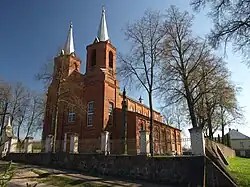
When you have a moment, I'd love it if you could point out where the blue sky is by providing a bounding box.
[0,0,249,138]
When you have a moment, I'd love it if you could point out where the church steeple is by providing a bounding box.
[64,22,75,55]
[85,6,116,76]
[97,6,109,42]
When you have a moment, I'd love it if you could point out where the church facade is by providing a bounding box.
[42,8,182,155]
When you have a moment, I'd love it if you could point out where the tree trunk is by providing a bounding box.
[148,91,154,156]
[221,105,225,144]
[17,125,21,143]
[186,95,198,128]
[0,102,8,137]
[207,115,213,140]
[184,80,198,128]
[221,122,225,144]
[52,80,61,153]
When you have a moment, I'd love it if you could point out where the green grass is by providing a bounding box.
[0,162,15,187]
[32,169,108,187]
[37,176,107,187]
[227,157,250,187]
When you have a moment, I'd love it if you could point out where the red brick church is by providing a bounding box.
[42,7,182,155]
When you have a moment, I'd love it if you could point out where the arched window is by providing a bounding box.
[109,51,113,68]
[91,49,96,67]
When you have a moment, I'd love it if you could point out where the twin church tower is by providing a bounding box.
[43,7,181,154]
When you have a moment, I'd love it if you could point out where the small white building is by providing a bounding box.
[226,129,250,157]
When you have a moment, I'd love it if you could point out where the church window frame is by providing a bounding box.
[108,51,113,68]
[87,101,94,126]
[68,106,76,122]
[68,112,76,122]
[91,49,97,67]
[108,102,114,118]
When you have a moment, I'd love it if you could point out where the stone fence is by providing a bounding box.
[3,153,236,186]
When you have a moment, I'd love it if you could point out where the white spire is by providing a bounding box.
[64,22,75,55]
[97,6,109,42]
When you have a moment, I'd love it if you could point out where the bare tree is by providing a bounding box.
[35,61,54,90]
[0,79,45,148]
[14,92,44,144]
[0,78,11,146]
[158,6,234,133]
[158,6,214,128]
[191,0,250,65]
[216,83,243,142]
[162,103,189,130]
[117,10,166,156]
[196,56,230,137]
[36,55,87,152]
[8,82,29,124]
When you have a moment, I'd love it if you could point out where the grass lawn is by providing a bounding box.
[36,175,108,187]
[32,169,109,187]
[0,162,16,186]
[227,157,250,187]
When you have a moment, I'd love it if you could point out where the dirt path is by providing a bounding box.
[8,168,56,187]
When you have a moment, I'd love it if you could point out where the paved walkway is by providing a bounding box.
[4,161,169,187]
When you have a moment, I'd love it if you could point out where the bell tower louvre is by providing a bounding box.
[42,6,182,155]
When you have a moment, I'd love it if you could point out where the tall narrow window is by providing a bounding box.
[109,51,113,68]
[91,49,96,67]
[68,106,76,122]
[108,102,114,126]
[109,102,114,117]
[87,101,94,126]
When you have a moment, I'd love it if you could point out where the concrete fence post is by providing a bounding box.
[63,133,67,152]
[70,133,79,154]
[189,127,205,156]
[45,134,53,152]
[140,130,150,155]
[24,137,33,153]
[101,131,110,155]
[8,137,18,153]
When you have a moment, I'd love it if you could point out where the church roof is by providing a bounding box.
[97,6,109,42]
[119,92,161,115]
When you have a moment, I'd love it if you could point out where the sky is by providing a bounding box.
[0,0,250,138]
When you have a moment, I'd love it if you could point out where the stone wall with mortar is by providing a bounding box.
[3,153,237,186]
